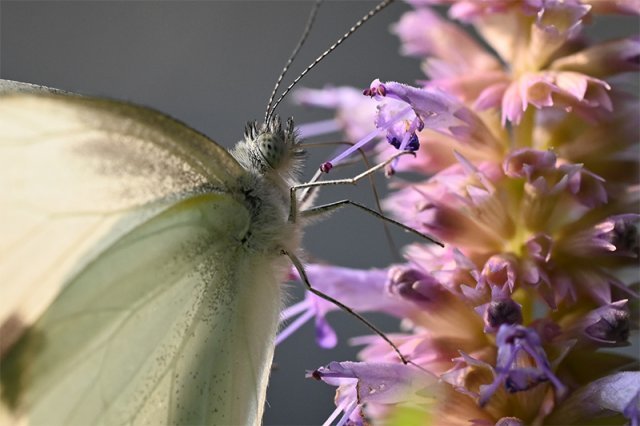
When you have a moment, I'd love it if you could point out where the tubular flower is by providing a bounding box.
[288,1,639,424]
[392,0,638,125]
[307,361,439,426]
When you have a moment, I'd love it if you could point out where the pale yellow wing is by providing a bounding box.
[0,83,246,353]
[1,194,283,425]
[0,82,284,425]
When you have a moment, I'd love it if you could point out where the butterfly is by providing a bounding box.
[0,1,410,425]
[0,76,311,424]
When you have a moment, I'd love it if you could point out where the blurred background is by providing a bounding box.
[1,2,636,425]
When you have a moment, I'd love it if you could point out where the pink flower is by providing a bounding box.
[501,71,612,124]
[289,0,638,424]
[393,2,622,124]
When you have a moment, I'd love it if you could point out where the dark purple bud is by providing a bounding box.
[387,266,442,307]
[386,133,419,151]
[363,88,372,96]
[485,299,523,331]
[610,216,639,257]
[387,135,401,149]
[387,133,420,152]
[406,133,420,151]
[584,300,630,346]
[320,161,333,173]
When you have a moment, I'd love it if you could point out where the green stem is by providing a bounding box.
[513,107,535,149]
[519,288,535,324]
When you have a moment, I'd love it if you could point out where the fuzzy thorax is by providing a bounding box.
[231,115,305,188]
[229,115,305,257]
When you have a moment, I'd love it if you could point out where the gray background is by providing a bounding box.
[1,1,636,425]
[0,1,422,424]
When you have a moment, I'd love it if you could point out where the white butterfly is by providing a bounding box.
[0,79,309,425]
[0,2,415,425]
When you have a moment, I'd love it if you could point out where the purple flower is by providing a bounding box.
[307,361,438,426]
[386,264,445,308]
[461,324,568,406]
[320,79,464,173]
[563,300,631,347]
[563,214,640,257]
[277,265,409,348]
[546,371,640,424]
[473,283,523,333]
[625,389,640,426]
[582,301,631,346]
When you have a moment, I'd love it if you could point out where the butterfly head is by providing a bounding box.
[235,115,305,180]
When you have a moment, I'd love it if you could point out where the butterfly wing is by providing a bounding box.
[0,83,245,349]
[2,193,282,425]
[0,86,282,424]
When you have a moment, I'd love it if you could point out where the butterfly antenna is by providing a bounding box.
[266,0,395,122]
[264,0,324,124]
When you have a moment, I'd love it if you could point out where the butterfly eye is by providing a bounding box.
[258,134,285,169]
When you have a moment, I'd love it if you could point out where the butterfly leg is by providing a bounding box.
[288,150,414,223]
[300,199,442,246]
[297,141,404,257]
[280,248,410,365]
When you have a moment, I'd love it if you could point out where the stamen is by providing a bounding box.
[320,127,382,172]
[280,299,310,320]
[321,403,344,426]
[335,400,358,426]
[320,105,413,173]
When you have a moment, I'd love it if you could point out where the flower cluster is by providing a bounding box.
[285,1,639,424]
